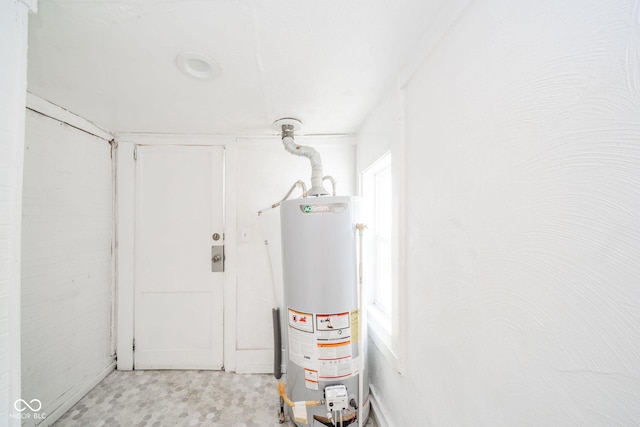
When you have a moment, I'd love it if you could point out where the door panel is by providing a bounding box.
[134,145,224,369]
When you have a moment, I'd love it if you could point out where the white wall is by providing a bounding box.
[114,134,355,373]
[359,0,640,425]
[0,1,33,425]
[235,136,356,372]
[21,109,115,426]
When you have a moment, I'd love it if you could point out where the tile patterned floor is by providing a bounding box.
[54,370,377,427]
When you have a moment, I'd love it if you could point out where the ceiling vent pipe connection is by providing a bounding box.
[274,118,329,197]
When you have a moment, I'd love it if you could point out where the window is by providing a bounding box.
[364,154,392,316]
[361,152,404,372]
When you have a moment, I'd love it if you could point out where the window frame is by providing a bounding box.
[360,151,405,373]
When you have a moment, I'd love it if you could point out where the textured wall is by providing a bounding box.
[21,110,115,425]
[0,1,30,425]
[362,0,640,425]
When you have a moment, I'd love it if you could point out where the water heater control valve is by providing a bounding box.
[325,385,349,412]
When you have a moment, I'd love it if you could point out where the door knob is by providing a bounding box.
[213,254,222,263]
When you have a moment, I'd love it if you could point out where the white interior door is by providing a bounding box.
[134,145,224,369]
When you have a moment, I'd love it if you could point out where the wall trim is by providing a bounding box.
[25,93,113,141]
[369,384,393,427]
[118,133,356,145]
[235,350,272,374]
[110,141,118,358]
[37,361,116,427]
[116,133,233,146]
[237,134,356,146]
[223,144,238,372]
[235,349,286,375]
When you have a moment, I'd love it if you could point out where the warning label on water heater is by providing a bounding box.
[288,309,313,333]
[316,312,350,331]
[288,308,356,387]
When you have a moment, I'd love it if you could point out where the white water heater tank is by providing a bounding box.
[280,195,369,427]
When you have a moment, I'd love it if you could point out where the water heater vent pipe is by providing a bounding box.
[274,118,329,197]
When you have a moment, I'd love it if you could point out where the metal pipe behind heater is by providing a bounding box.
[272,307,282,379]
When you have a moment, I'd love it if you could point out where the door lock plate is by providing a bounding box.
[211,246,225,272]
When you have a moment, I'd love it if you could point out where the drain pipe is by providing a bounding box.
[275,118,329,197]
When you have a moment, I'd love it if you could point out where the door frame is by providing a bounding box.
[115,134,237,371]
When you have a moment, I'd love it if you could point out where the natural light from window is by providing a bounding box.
[374,165,392,316]
[362,153,392,330]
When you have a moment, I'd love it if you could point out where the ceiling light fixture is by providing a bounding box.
[176,52,220,81]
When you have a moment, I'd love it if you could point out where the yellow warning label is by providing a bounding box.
[350,309,359,343]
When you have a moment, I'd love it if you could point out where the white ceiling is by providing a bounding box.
[27,0,448,136]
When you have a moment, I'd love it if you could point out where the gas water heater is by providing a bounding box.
[281,196,369,426]
[267,118,369,427]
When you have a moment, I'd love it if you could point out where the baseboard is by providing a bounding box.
[369,384,392,427]
[38,360,116,426]
[234,349,286,374]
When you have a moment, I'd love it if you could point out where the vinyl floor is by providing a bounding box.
[53,370,377,427]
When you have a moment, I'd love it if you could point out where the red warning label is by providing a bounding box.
[316,312,350,331]
[288,308,313,333]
